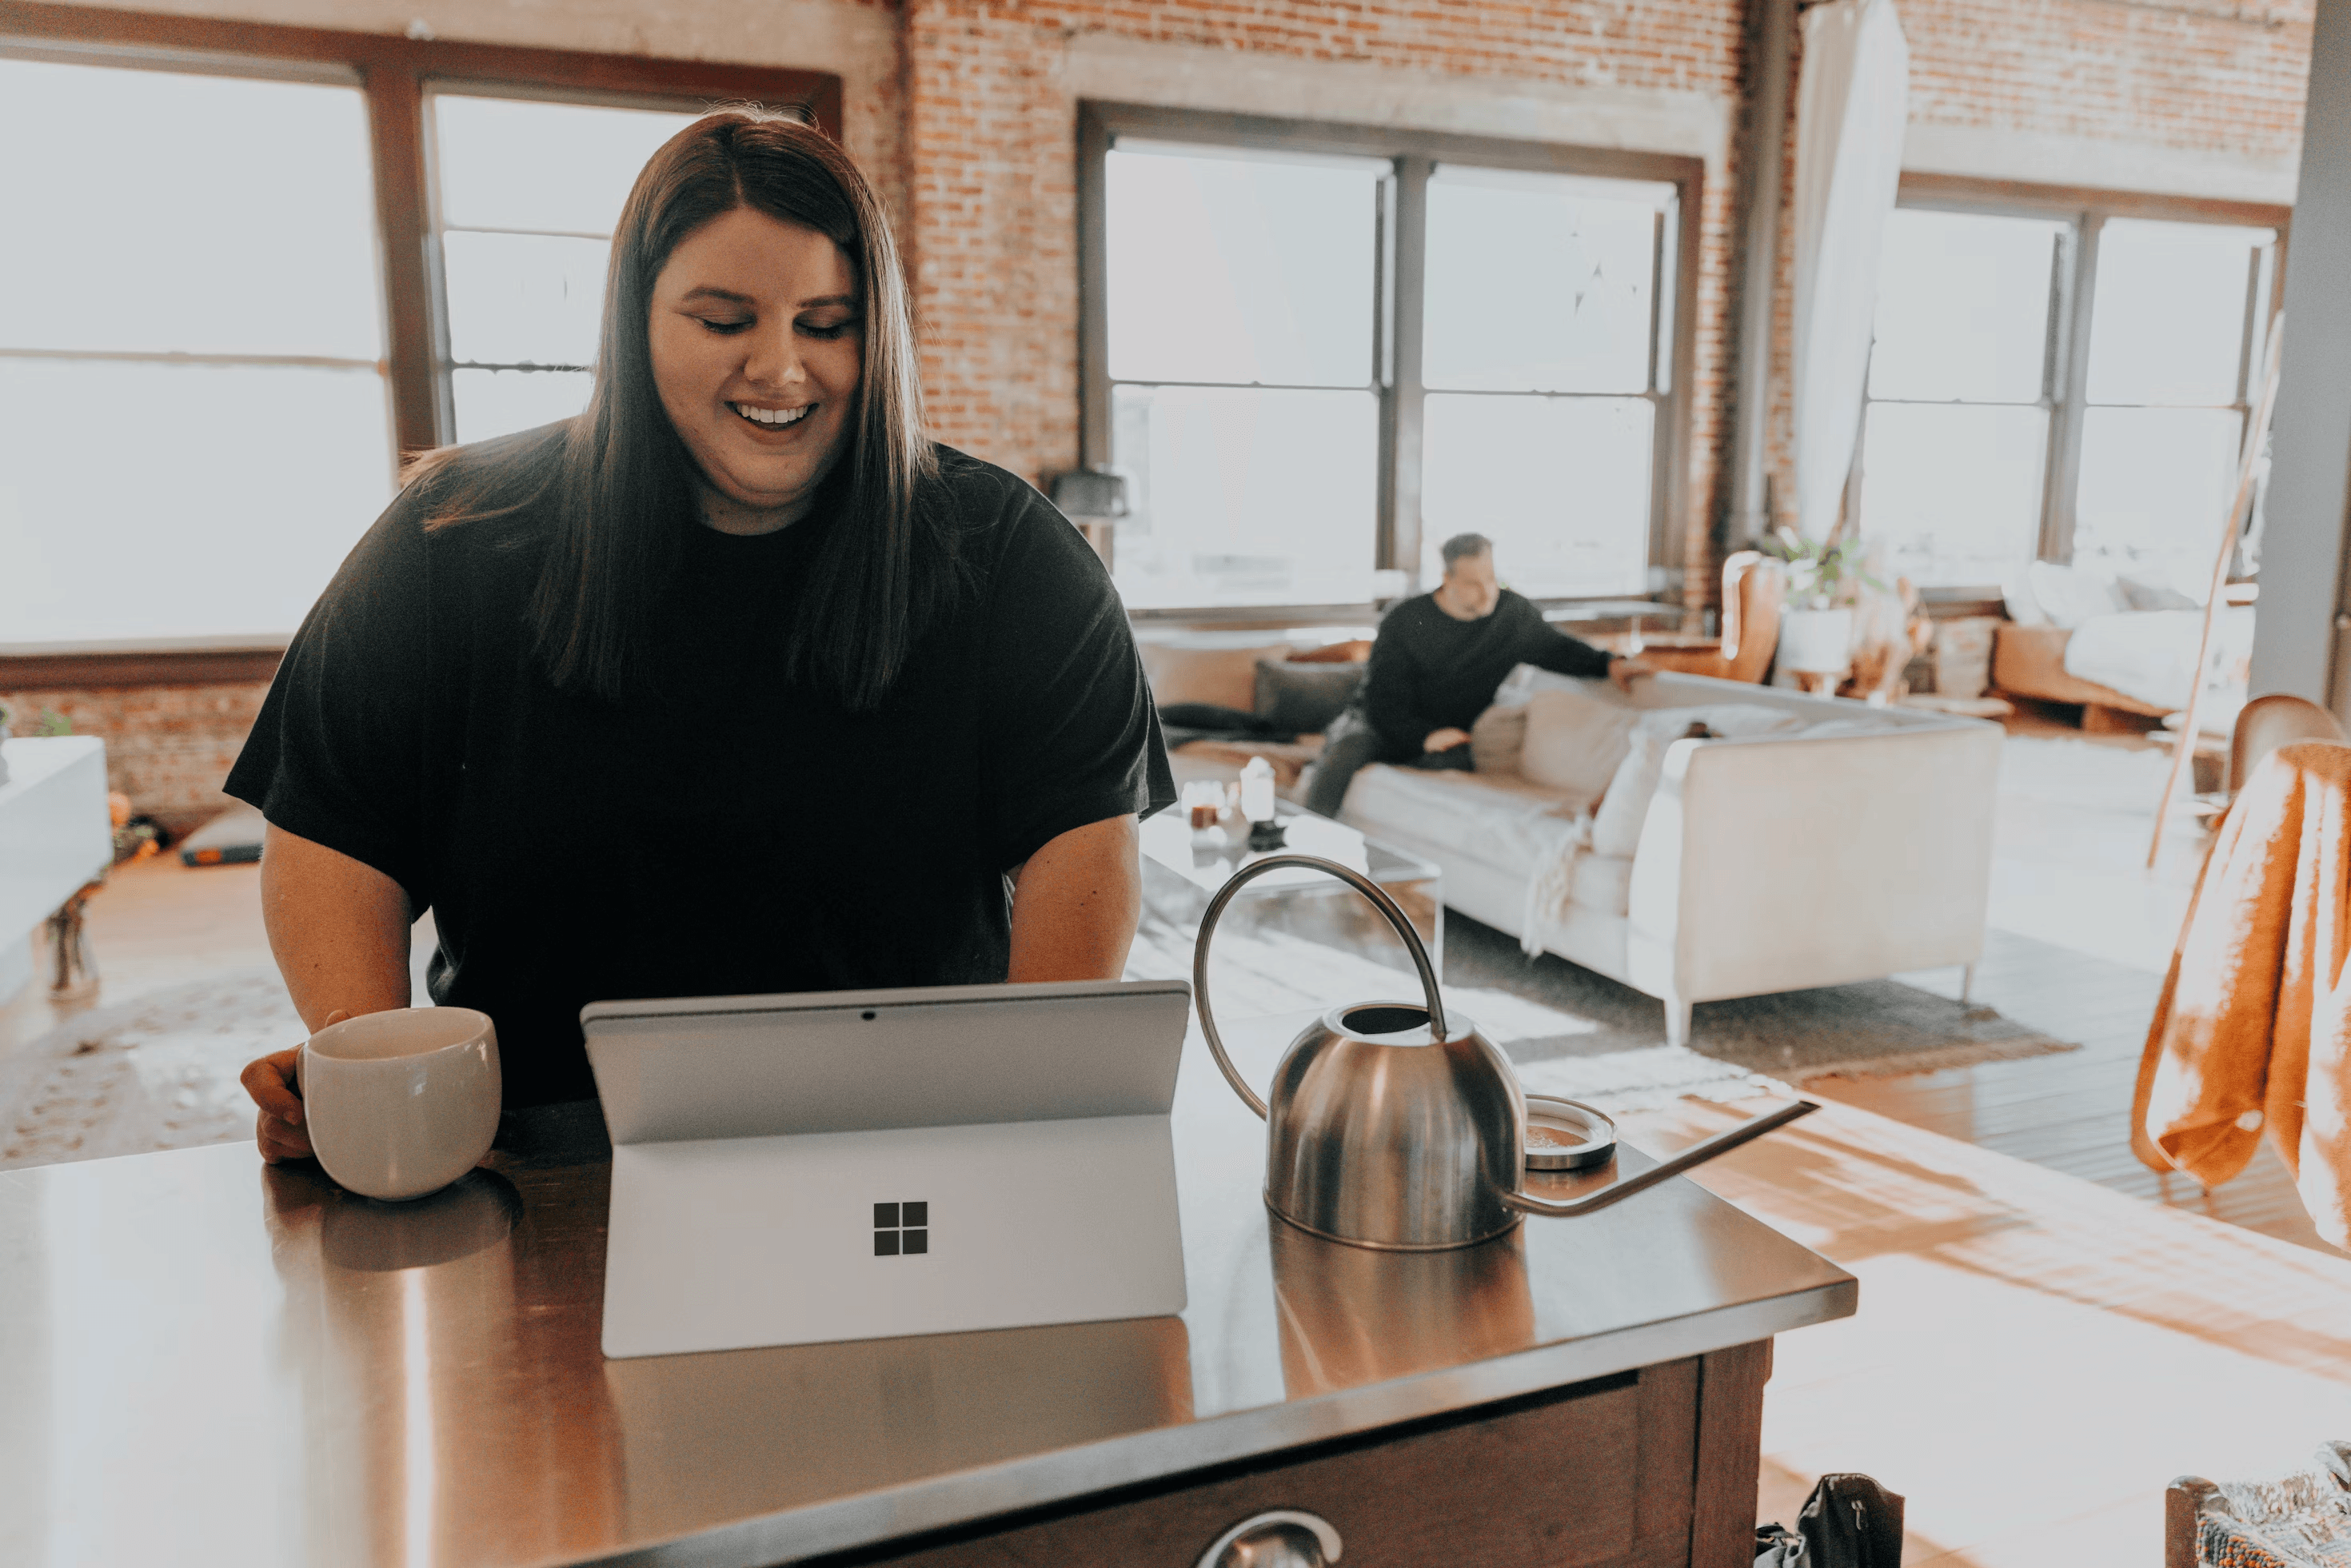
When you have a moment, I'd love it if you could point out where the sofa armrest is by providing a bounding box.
[1623,720,2002,1002]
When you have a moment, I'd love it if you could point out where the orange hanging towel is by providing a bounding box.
[2134,740,2351,1250]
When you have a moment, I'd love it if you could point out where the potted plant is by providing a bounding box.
[1766,528,1880,675]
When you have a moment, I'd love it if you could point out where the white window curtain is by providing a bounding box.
[1792,0,1910,540]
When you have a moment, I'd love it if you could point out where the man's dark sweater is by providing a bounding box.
[1357,588,1614,745]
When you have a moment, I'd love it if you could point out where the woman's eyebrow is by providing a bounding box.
[796,293,859,310]
[680,286,755,305]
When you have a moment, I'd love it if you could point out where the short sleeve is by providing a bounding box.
[974,485,1177,869]
[224,489,434,907]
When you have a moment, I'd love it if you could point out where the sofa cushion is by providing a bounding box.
[1470,702,1528,774]
[1520,686,1640,795]
[1568,852,1635,917]
[1255,657,1365,733]
[1342,765,1587,868]
[1635,702,1800,740]
[1290,637,1373,664]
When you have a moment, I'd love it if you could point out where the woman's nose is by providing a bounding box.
[742,320,805,389]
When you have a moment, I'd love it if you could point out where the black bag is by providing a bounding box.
[1756,1474,1906,1568]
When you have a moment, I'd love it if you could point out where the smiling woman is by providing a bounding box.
[649,210,864,535]
[221,110,1174,1159]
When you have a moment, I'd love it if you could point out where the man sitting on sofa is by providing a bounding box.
[1303,533,1650,818]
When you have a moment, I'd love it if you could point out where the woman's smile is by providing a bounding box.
[730,401,814,429]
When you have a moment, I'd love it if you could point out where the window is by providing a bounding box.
[1,56,390,644]
[1858,189,2281,596]
[1084,106,1695,612]
[1419,167,1676,598]
[0,12,836,654]
[1104,142,1386,608]
[2073,217,2276,590]
[433,93,701,444]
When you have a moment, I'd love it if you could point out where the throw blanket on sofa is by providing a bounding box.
[2133,740,2351,1250]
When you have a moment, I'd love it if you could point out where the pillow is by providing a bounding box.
[1519,686,1639,796]
[1591,728,1672,859]
[1140,640,1296,711]
[2001,567,2049,628]
[2114,569,2199,612]
[1469,703,1527,774]
[2026,561,2124,630]
[1253,658,1365,733]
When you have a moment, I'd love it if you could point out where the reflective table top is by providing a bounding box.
[0,1010,1854,1567]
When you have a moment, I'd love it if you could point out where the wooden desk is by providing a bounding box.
[0,1012,1854,1567]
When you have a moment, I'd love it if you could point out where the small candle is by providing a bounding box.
[1239,756,1276,823]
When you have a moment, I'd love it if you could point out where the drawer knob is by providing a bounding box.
[1195,1508,1343,1568]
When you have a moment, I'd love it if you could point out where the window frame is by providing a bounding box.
[0,0,840,677]
[1077,101,1703,620]
[1864,173,2289,596]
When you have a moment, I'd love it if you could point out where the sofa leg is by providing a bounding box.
[1959,964,1977,1005]
[1665,995,1693,1050]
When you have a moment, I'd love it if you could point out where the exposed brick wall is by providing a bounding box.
[1903,0,2310,160]
[904,5,1080,497]
[0,685,269,840]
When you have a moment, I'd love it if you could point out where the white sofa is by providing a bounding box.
[1334,672,2002,1047]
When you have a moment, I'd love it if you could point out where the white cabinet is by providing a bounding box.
[0,737,110,1003]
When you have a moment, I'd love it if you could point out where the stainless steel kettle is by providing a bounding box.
[1193,853,1818,1251]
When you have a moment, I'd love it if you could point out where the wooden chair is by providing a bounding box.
[1591,552,1785,684]
[2229,693,2348,795]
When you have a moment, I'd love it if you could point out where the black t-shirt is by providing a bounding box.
[228,425,1176,1108]
[1356,588,1613,744]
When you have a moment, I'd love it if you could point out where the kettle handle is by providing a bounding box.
[1194,852,1448,1121]
[1501,1097,1820,1216]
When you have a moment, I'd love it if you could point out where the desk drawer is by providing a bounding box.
[882,1353,1727,1568]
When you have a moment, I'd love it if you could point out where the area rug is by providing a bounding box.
[0,969,301,1171]
[1130,907,2076,1095]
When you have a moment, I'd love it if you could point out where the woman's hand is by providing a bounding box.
[1609,656,1655,693]
[1423,727,1472,753]
[242,1009,348,1163]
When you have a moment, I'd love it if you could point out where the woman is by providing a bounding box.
[236,110,1173,1162]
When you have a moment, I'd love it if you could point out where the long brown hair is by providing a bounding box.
[415,107,955,711]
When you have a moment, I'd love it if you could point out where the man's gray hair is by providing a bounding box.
[1439,533,1493,570]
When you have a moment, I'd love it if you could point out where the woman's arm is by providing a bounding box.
[238,824,415,1162]
[1006,814,1143,982]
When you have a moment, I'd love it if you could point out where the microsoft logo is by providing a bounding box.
[873,1201,928,1256]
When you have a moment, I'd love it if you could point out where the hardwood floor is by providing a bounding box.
[1630,1092,2351,1568]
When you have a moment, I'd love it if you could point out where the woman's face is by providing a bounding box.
[648,205,863,533]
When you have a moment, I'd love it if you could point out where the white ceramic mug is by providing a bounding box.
[297,1007,501,1202]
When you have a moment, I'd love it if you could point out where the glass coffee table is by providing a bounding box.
[1136,800,1443,977]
